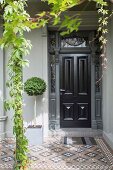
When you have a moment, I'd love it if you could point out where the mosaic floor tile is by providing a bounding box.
[76,147,86,153]
[98,157,108,164]
[51,147,64,153]
[85,152,97,158]
[1,151,7,157]
[74,156,88,163]
[44,144,55,148]
[84,144,93,149]
[63,152,75,157]
[1,156,14,162]
[50,156,62,163]
[40,151,52,157]
[28,155,39,161]
[30,146,42,152]
[0,137,113,169]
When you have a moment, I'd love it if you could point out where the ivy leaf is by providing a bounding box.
[37,11,46,17]
[5,5,13,15]
[53,17,60,25]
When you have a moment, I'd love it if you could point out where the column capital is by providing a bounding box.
[41,26,47,37]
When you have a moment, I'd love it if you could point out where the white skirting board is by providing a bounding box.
[103,131,113,150]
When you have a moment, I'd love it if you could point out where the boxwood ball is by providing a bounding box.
[24,77,46,96]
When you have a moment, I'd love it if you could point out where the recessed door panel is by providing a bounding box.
[78,57,88,95]
[62,103,74,121]
[77,103,88,120]
[63,57,74,94]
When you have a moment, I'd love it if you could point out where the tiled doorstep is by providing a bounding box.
[48,129,103,139]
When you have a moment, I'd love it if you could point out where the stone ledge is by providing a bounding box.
[49,128,103,138]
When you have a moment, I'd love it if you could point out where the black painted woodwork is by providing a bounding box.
[60,54,91,128]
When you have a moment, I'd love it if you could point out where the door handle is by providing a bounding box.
[60,89,65,92]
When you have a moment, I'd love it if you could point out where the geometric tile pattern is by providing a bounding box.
[74,157,88,163]
[1,156,14,162]
[0,137,113,170]
[50,156,62,163]
[85,152,97,157]
[63,152,75,157]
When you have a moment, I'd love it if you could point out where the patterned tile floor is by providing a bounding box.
[0,136,113,170]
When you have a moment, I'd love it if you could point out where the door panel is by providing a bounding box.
[63,103,74,121]
[77,103,89,120]
[63,57,74,94]
[60,54,91,128]
[78,57,88,95]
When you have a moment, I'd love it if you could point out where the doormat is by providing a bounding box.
[64,137,97,145]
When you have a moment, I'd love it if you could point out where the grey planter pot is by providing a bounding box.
[25,125,43,146]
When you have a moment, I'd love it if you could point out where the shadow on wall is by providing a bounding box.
[23,93,45,126]
[0,89,3,116]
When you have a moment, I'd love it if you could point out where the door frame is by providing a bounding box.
[48,31,102,130]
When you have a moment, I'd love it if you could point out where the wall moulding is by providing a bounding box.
[0,116,8,122]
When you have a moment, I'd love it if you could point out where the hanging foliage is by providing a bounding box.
[0,0,113,169]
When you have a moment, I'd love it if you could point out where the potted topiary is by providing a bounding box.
[24,77,46,145]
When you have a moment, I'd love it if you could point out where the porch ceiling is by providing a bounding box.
[27,0,97,17]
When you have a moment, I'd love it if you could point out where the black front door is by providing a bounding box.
[60,54,91,128]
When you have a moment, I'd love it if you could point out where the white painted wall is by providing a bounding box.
[5,48,14,137]
[0,27,4,138]
[23,28,49,138]
[102,5,113,149]
[5,27,49,138]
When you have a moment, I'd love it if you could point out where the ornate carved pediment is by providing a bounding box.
[61,37,86,48]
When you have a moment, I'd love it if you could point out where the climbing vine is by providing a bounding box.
[96,1,113,82]
[0,0,34,169]
[0,0,113,169]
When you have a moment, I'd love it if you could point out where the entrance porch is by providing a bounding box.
[0,0,113,155]
[48,31,102,131]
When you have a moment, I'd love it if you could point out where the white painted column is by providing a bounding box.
[103,5,113,149]
[41,26,49,138]
[0,27,6,139]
